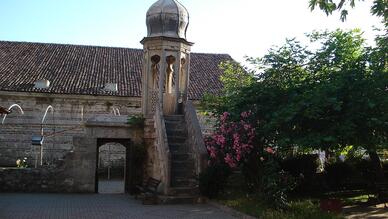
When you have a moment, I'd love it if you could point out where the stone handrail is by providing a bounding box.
[184,100,208,175]
[154,104,171,194]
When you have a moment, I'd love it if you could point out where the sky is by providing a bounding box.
[0,0,383,63]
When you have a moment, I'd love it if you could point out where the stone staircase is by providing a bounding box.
[159,115,200,204]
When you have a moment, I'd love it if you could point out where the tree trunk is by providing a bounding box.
[369,150,384,182]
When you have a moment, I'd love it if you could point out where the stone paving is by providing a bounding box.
[98,180,125,194]
[0,193,237,219]
[343,204,388,219]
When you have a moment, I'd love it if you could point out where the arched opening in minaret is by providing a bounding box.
[165,55,176,94]
[151,55,160,89]
[179,57,187,94]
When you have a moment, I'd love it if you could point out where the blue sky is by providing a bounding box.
[0,0,382,62]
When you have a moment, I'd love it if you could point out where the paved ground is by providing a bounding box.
[0,193,237,219]
[98,180,125,194]
[343,204,388,219]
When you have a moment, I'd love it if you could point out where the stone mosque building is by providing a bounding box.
[0,0,232,201]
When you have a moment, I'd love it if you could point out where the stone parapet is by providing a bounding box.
[184,100,208,175]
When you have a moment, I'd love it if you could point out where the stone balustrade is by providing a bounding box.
[154,104,171,194]
[184,100,208,175]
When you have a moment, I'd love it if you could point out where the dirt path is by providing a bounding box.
[343,204,388,219]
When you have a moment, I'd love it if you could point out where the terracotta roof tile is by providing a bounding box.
[0,41,232,99]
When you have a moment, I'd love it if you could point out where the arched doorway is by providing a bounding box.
[95,138,132,194]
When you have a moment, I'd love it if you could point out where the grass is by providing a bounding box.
[216,188,343,219]
[218,190,265,217]
[342,194,375,205]
[318,190,376,206]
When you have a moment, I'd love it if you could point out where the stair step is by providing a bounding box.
[168,186,200,196]
[171,166,195,172]
[164,115,184,121]
[165,120,184,124]
[158,195,202,205]
[165,118,184,123]
[165,124,185,131]
[171,160,195,169]
[171,170,196,179]
[167,132,187,138]
[169,143,187,148]
[169,144,190,153]
[167,136,186,144]
[171,181,197,187]
[171,159,194,163]
[164,121,185,126]
[171,163,195,170]
[166,128,186,133]
[166,129,187,136]
[165,114,184,117]
[171,177,197,187]
[171,166,196,174]
[170,149,190,154]
[171,153,192,161]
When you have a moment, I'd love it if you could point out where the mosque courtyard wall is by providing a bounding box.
[0,91,141,167]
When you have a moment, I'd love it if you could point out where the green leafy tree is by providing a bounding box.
[309,0,387,23]
[201,60,255,117]
[203,29,388,179]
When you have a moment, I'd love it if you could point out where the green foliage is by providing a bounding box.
[127,114,145,127]
[282,155,319,177]
[204,110,297,208]
[202,29,387,199]
[202,29,388,154]
[201,60,255,115]
[199,163,231,198]
[218,188,340,219]
[259,156,297,209]
[324,158,376,190]
[324,161,355,190]
[219,61,256,94]
[217,189,267,218]
[261,200,342,219]
[309,0,387,24]
[382,160,388,172]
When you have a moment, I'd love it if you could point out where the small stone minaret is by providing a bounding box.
[141,0,193,116]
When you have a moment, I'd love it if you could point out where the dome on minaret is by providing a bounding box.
[146,0,189,39]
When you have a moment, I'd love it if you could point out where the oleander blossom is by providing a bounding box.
[265,147,275,154]
[224,153,237,168]
[214,134,226,147]
[205,111,256,168]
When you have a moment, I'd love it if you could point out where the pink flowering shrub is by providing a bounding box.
[205,111,257,168]
[203,111,295,209]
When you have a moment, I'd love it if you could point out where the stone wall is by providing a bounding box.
[98,143,126,168]
[0,91,212,193]
[0,142,96,193]
[143,118,160,182]
[184,101,208,175]
[0,91,141,167]
[0,167,72,193]
[196,111,216,136]
[192,101,216,136]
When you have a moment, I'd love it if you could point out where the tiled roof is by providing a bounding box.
[0,41,232,99]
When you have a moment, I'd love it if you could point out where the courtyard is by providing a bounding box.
[0,0,387,218]
[0,193,236,219]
